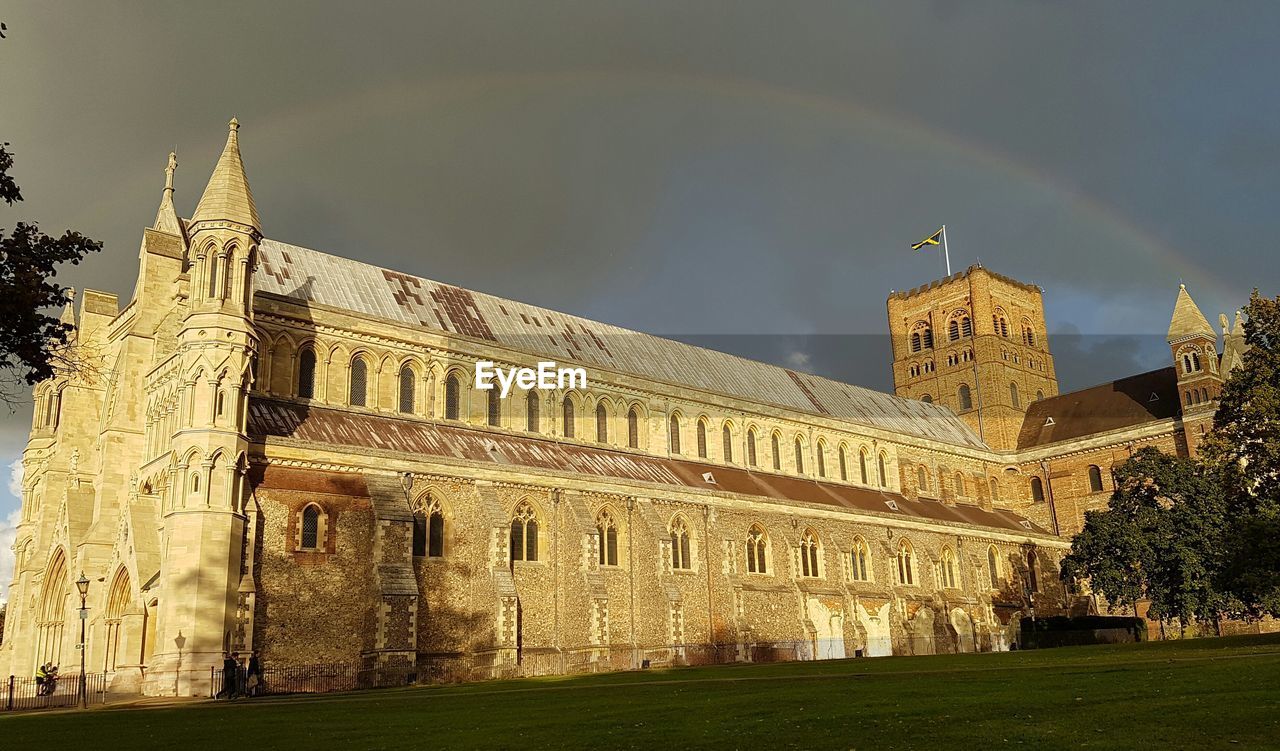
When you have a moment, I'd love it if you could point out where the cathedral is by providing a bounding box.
[0,120,1246,695]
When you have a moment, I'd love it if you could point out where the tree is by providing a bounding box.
[1202,291,1280,616]
[0,140,103,406]
[1061,447,1239,631]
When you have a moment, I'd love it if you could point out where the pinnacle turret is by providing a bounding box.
[191,118,259,233]
[1167,284,1215,344]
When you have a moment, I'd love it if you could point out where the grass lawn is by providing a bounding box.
[4,634,1279,750]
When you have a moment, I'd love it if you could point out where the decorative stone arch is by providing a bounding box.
[440,365,471,421]
[792,433,808,475]
[35,547,71,669]
[560,389,585,439]
[769,430,784,471]
[694,415,711,459]
[836,442,850,481]
[624,400,648,449]
[346,349,377,408]
[593,394,616,444]
[743,423,761,467]
[814,437,829,478]
[720,419,738,464]
[667,409,685,454]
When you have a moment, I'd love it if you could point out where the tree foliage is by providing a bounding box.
[1203,291,1280,616]
[0,141,103,405]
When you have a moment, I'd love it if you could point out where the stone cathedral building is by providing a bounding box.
[0,121,1244,695]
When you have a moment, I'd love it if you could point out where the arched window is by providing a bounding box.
[896,539,915,585]
[562,397,575,438]
[670,517,692,571]
[413,495,445,558]
[207,252,224,300]
[746,525,768,574]
[990,477,999,501]
[696,419,708,458]
[669,414,681,453]
[398,365,415,414]
[921,394,933,404]
[722,425,733,463]
[596,510,618,567]
[909,320,934,352]
[954,472,966,497]
[994,312,1010,338]
[1026,550,1039,592]
[300,504,321,550]
[747,429,757,467]
[961,316,973,337]
[596,402,608,442]
[1088,464,1104,493]
[838,446,848,481]
[878,452,888,487]
[510,502,538,562]
[958,383,973,411]
[794,438,805,474]
[445,374,460,420]
[527,392,540,433]
[771,433,782,471]
[1036,389,1045,401]
[627,407,640,448]
[800,530,821,578]
[1031,476,1045,503]
[987,546,1001,589]
[948,319,960,342]
[481,388,497,426]
[917,465,930,493]
[816,441,826,477]
[1010,382,1021,409]
[859,449,869,484]
[1022,322,1037,347]
[297,349,316,399]
[349,357,368,407]
[851,537,871,582]
[940,548,958,589]
[910,332,922,353]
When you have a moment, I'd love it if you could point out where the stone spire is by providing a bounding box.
[1167,284,1215,343]
[191,117,260,233]
[152,151,184,236]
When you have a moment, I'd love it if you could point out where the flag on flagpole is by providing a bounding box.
[911,228,944,251]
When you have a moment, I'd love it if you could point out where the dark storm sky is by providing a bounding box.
[2,1,1279,534]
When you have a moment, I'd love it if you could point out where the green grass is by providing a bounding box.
[5,635,1280,750]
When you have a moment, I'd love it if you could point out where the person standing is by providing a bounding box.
[222,652,240,699]
[246,651,262,697]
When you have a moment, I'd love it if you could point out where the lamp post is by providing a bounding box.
[75,572,89,709]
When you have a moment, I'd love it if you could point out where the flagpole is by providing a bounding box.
[942,224,952,277]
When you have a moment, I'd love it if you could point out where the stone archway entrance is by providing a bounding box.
[34,550,70,671]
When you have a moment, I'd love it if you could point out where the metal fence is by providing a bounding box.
[3,673,110,712]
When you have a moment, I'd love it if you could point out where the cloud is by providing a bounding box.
[785,350,813,370]
[6,458,20,500]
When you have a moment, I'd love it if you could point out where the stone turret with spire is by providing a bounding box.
[147,118,260,696]
[1166,283,1222,453]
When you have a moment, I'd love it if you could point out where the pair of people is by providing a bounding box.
[35,663,59,696]
[219,651,263,699]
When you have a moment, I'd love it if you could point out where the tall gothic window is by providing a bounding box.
[800,530,820,578]
[510,502,538,562]
[597,510,619,566]
[877,452,888,487]
[771,433,781,471]
[297,348,316,399]
[696,419,708,459]
[413,495,444,558]
[1031,476,1045,503]
[746,525,768,574]
[941,548,958,589]
[596,403,609,443]
[747,429,757,467]
[669,414,681,453]
[349,358,368,407]
[1010,382,1021,409]
[896,539,915,585]
[851,537,871,582]
[670,517,692,571]
[398,365,415,414]
[527,392,540,433]
[794,438,805,474]
[954,472,966,497]
[562,397,576,438]
[860,449,869,484]
[816,441,826,478]
[958,383,973,411]
[838,446,848,481]
[722,425,733,463]
[1026,550,1040,592]
[445,374,460,420]
[987,546,1001,589]
[628,407,640,448]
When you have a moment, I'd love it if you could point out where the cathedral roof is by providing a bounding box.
[191,118,260,232]
[249,398,1047,535]
[253,239,987,448]
[1016,366,1181,449]
[1167,284,1215,343]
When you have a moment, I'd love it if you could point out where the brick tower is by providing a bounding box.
[1166,284,1222,455]
[887,265,1059,450]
